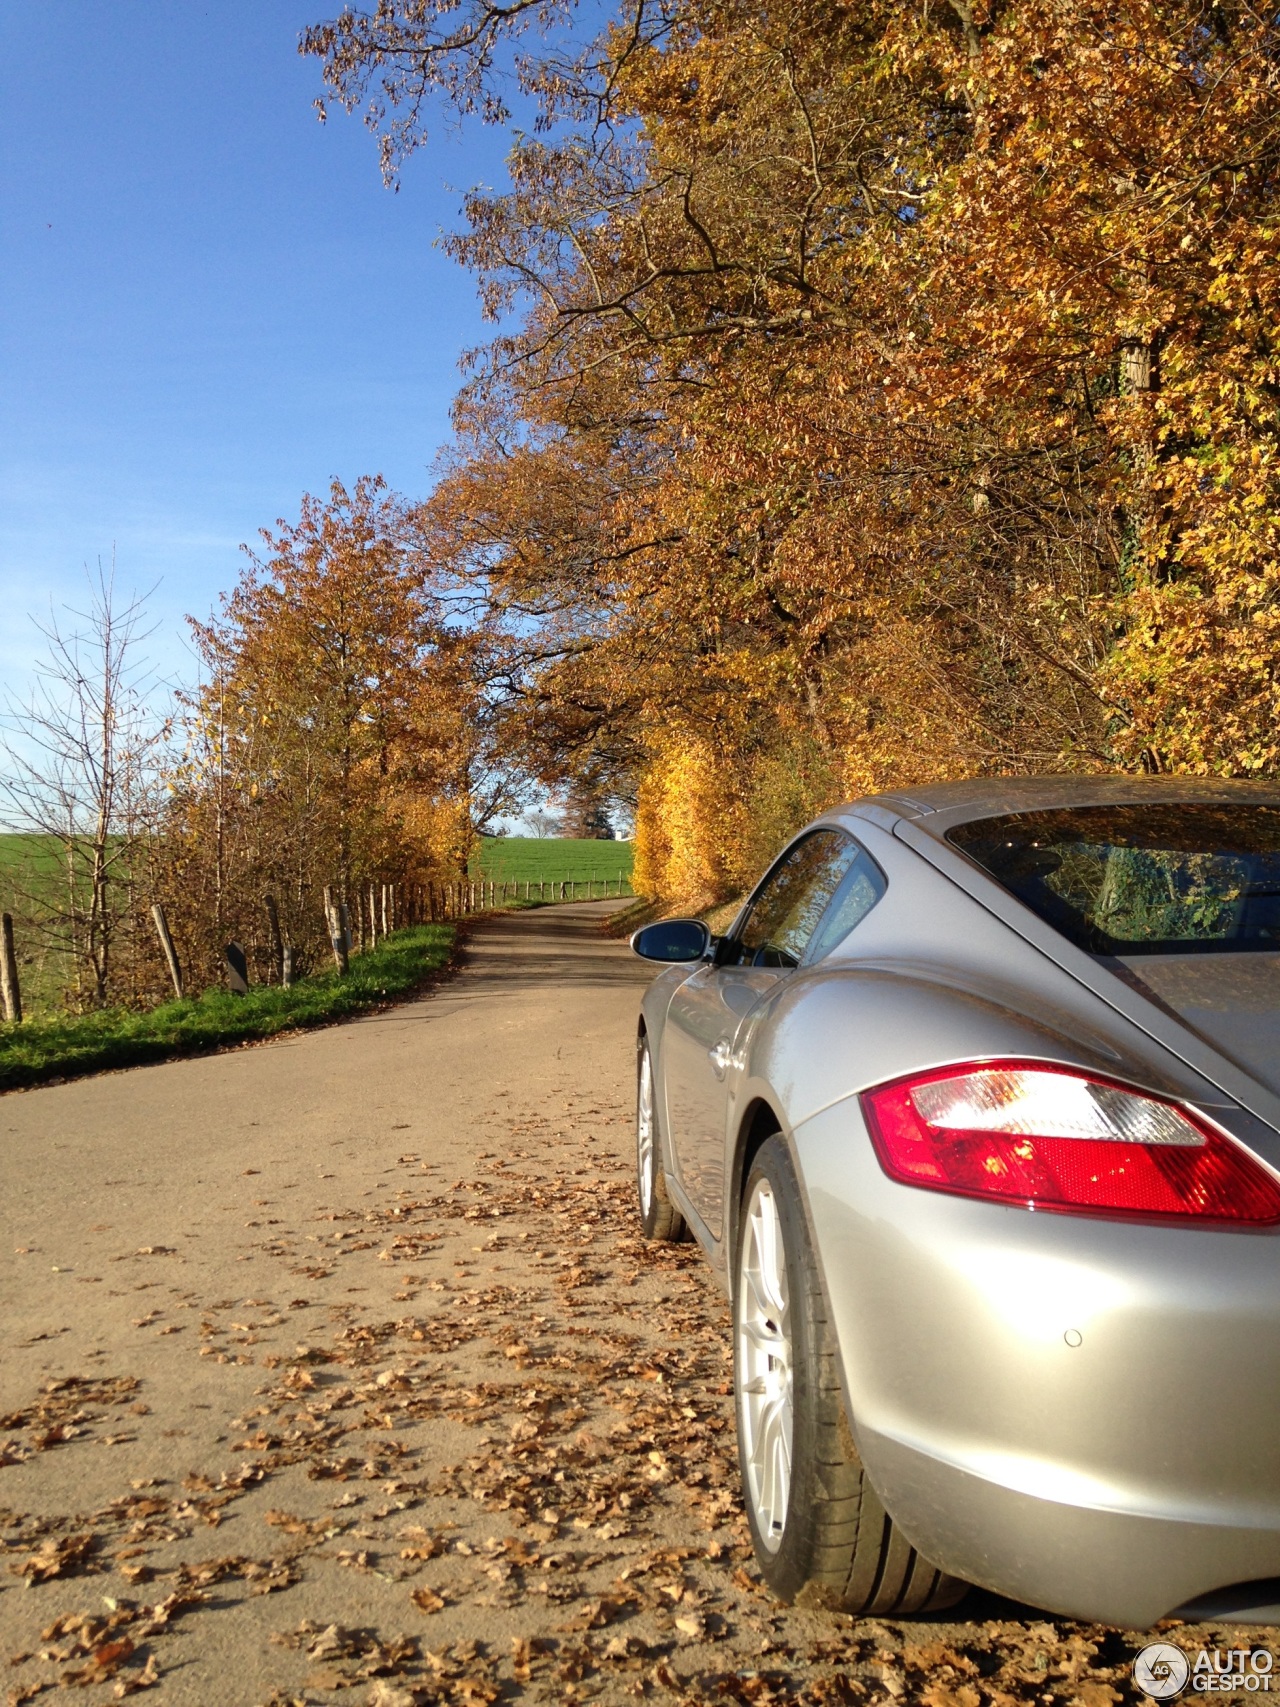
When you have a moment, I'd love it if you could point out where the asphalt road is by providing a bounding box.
[0,903,1215,1705]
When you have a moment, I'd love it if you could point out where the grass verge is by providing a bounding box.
[0,923,456,1094]
[603,894,745,938]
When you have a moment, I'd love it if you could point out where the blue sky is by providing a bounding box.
[0,1,510,701]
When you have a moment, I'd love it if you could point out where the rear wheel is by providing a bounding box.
[636,1036,687,1242]
[734,1134,966,1614]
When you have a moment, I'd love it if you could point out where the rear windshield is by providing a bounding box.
[947,804,1280,955]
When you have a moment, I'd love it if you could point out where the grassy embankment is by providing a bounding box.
[0,923,455,1094]
[606,891,744,939]
[0,833,633,1091]
[473,836,634,894]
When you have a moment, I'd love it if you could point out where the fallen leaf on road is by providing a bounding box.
[366,1684,422,1707]
[398,1527,444,1560]
[15,1535,97,1583]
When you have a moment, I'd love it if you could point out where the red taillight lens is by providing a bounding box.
[861,1061,1280,1225]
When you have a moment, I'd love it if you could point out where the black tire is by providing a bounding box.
[734,1133,966,1615]
[636,1034,687,1242]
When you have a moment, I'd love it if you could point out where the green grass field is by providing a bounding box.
[0,832,66,890]
[0,833,77,1016]
[0,923,455,1093]
[473,836,634,889]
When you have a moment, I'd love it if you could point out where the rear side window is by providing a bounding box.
[729,830,860,967]
[803,847,887,963]
[948,803,1280,955]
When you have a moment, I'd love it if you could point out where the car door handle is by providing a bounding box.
[709,1038,733,1080]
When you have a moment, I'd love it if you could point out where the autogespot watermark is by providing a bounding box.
[1135,1643,1279,1699]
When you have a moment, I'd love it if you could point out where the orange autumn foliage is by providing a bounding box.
[160,477,497,980]
[309,0,1280,901]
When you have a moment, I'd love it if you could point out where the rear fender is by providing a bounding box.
[742,964,1223,1135]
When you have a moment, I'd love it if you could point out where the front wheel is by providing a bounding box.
[636,1035,687,1242]
[734,1134,966,1614]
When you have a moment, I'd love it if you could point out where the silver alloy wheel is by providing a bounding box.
[737,1176,794,1553]
[637,1045,656,1219]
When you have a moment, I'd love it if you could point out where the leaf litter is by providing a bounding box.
[4,1098,1266,1704]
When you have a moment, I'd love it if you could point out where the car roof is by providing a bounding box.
[832,773,1280,834]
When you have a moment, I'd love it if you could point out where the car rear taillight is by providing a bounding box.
[861,1061,1280,1225]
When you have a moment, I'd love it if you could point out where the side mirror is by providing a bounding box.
[630,919,711,963]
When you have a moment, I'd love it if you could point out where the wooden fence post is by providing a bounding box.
[264,894,284,983]
[225,940,249,995]
[1,912,22,1023]
[151,903,184,999]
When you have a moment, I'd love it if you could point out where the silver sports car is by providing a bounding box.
[630,777,1280,1628]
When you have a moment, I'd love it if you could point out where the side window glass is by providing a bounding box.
[730,831,859,969]
[802,847,887,963]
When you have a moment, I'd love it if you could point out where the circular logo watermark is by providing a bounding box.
[1136,1645,1192,1700]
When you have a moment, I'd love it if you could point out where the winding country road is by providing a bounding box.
[0,904,1207,1705]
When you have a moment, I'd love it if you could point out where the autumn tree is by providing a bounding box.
[161,476,504,983]
[306,0,1280,900]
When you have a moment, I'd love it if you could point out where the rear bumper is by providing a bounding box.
[792,1098,1280,1627]
[858,1426,1280,1627]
